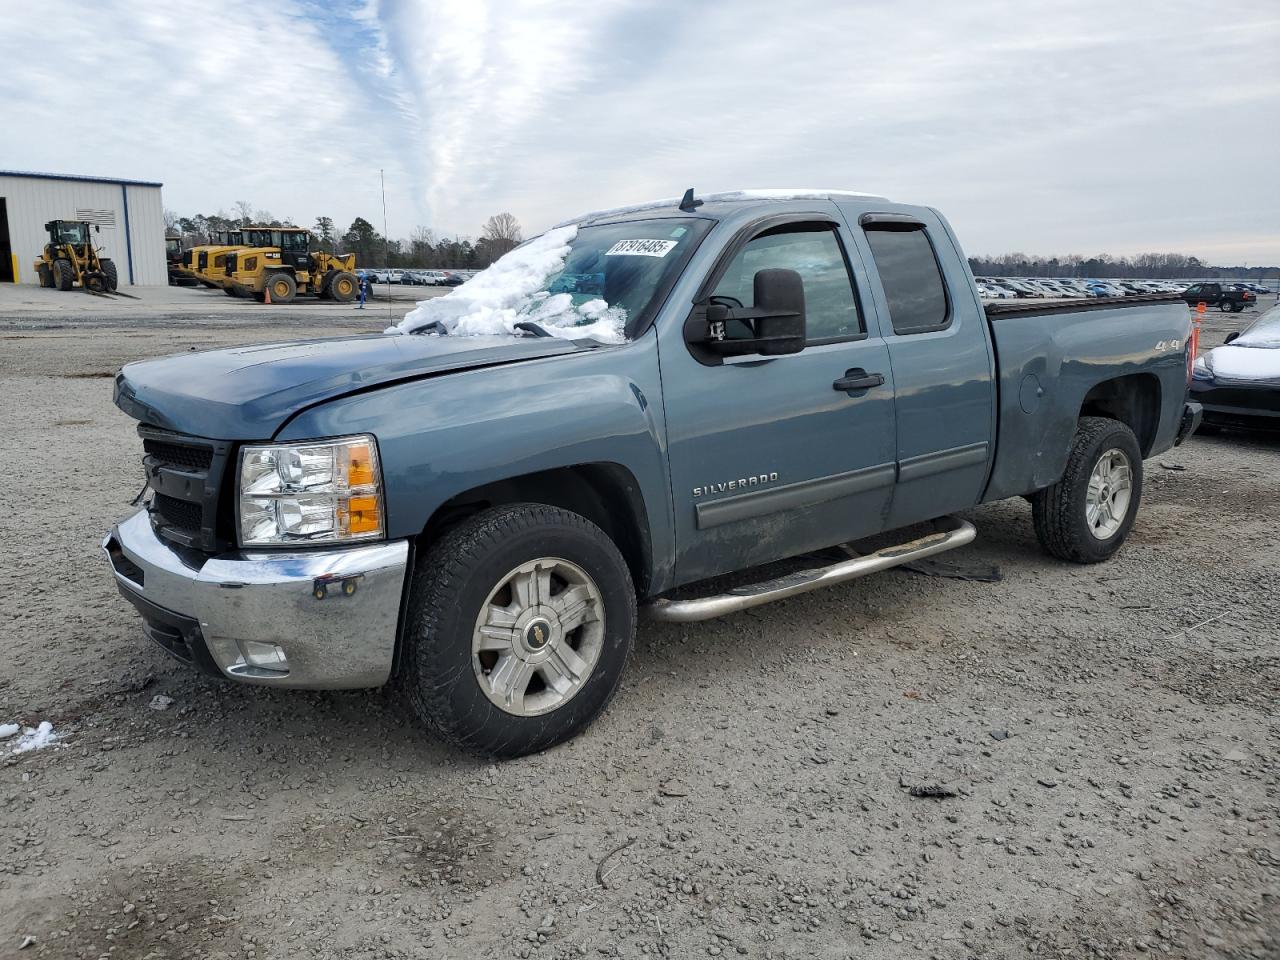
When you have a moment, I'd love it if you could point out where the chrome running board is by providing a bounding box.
[644,517,976,623]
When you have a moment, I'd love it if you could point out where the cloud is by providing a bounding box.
[2,0,1277,263]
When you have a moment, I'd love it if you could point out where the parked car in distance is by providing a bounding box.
[1181,282,1256,313]
[104,188,1200,757]
[1191,304,1280,433]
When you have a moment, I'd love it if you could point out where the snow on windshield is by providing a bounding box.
[1233,305,1280,348]
[389,225,627,343]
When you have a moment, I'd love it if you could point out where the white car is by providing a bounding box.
[978,283,1017,299]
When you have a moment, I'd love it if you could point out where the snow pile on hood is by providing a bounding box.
[3,720,59,754]
[389,225,626,343]
[1206,343,1280,382]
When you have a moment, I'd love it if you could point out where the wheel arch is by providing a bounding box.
[1079,373,1162,456]
[417,462,655,597]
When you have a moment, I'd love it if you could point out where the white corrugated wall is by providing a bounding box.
[0,174,167,285]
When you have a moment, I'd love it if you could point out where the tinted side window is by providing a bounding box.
[712,225,862,342]
[864,226,950,335]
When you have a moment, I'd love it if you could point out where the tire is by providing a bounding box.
[1031,417,1143,564]
[328,271,358,303]
[53,258,74,291]
[201,280,217,289]
[402,503,635,757]
[85,273,107,293]
[1219,300,1233,312]
[36,263,52,288]
[1231,302,1244,314]
[100,259,118,292]
[223,285,238,297]
[317,269,335,300]
[264,272,296,304]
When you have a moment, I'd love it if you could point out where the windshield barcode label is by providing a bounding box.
[605,239,678,258]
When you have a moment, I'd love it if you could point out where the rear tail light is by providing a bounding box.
[1186,317,1198,386]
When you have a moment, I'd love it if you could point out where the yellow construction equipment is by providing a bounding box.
[34,220,119,292]
[225,227,358,303]
[190,230,246,289]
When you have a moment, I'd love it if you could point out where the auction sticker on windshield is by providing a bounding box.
[606,239,678,258]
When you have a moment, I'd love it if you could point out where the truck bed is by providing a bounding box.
[980,293,1191,502]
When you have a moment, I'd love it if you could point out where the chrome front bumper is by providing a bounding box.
[103,509,409,688]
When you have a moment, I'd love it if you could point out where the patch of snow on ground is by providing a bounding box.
[9,721,58,753]
[1207,344,1280,382]
[0,723,18,740]
[389,226,626,343]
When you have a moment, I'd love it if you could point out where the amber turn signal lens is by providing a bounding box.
[344,496,381,535]
[347,444,375,488]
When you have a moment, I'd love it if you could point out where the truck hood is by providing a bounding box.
[115,333,596,439]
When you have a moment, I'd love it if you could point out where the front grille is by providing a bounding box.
[138,425,234,552]
[144,437,213,472]
[154,493,203,532]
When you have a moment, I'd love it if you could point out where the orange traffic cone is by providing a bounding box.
[264,283,272,305]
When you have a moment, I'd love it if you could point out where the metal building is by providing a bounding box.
[0,170,167,286]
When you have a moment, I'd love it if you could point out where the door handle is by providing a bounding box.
[833,369,885,392]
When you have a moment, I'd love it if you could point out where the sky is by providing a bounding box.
[2,0,1278,263]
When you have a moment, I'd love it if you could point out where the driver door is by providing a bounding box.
[659,214,898,585]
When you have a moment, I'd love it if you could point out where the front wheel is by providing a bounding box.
[1031,417,1143,563]
[402,503,635,757]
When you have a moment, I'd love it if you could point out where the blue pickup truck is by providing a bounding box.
[105,189,1201,756]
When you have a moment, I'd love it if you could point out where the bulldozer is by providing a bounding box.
[34,220,119,292]
[190,229,246,288]
[225,226,359,303]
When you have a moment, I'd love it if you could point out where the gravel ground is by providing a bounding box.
[0,301,1276,960]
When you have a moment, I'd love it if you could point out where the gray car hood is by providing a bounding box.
[114,333,595,439]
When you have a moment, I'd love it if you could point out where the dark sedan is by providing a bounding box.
[1191,305,1280,432]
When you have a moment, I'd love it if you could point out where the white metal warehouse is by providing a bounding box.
[0,170,167,286]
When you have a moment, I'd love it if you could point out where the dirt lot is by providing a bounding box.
[0,299,1276,960]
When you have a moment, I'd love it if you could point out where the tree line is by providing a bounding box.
[967,251,1279,280]
[165,206,523,270]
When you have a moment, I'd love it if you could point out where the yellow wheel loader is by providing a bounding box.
[34,220,119,293]
[225,227,359,303]
[190,230,246,289]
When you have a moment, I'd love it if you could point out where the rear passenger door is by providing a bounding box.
[843,210,996,529]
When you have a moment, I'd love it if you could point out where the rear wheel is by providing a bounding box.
[100,259,118,291]
[53,258,74,291]
[402,503,635,757]
[328,271,358,303]
[36,263,52,288]
[264,272,297,303]
[1219,300,1233,312]
[1032,417,1143,564]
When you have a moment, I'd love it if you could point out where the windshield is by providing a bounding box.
[55,222,89,244]
[279,231,309,252]
[393,217,709,342]
[1234,305,1280,348]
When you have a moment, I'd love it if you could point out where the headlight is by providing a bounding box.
[237,435,384,547]
[1192,355,1212,379]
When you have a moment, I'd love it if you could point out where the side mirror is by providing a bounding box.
[1224,331,1240,344]
[702,268,806,357]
